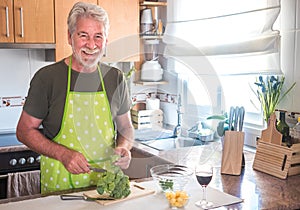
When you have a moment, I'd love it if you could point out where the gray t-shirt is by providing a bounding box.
[23,59,131,139]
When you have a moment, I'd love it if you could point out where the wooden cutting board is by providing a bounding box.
[260,113,282,145]
[83,182,155,205]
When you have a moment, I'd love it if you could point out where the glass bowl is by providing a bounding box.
[150,164,193,192]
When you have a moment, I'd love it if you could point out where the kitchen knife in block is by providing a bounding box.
[221,131,244,175]
[83,182,155,205]
[260,113,282,145]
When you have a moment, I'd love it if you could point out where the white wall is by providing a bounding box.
[280,0,300,112]
[0,49,53,133]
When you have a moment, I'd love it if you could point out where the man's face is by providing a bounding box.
[68,17,107,69]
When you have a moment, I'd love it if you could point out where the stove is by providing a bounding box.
[0,133,41,199]
[0,133,40,174]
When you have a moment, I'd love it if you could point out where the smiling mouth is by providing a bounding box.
[82,48,100,55]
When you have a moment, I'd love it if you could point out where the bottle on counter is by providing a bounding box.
[276,111,290,144]
[291,116,300,144]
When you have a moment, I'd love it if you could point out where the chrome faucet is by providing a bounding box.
[173,94,182,137]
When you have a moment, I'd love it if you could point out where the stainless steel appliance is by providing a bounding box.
[0,134,40,199]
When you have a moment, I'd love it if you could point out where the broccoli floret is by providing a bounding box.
[96,170,131,199]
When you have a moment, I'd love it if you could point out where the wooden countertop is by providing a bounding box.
[133,140,300,209]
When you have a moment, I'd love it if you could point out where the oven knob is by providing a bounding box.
[18,158,26,165]
[9,159,17,166]
[27,157,35,164]
[36,156,41,163]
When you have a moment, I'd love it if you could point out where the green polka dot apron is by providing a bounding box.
[40,57,116,194]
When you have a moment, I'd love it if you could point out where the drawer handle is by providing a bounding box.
[0,174,8,179]
[5,7,10,37]
[20,7,24,38]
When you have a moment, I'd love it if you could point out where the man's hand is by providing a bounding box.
[114,147,131,169]
[60,149,90,174]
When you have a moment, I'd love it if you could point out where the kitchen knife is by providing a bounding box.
[233,106,239,131]
[238,107,245,131]
[60,194,114,201]
[228,106,235,131]
[89,166,107,173]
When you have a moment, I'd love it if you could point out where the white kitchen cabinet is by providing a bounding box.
[0,0,55,43]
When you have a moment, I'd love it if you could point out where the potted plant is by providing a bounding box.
[253,75,296,124]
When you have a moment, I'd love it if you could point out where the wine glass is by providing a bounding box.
[195,164,213,208]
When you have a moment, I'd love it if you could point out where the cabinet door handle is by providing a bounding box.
[20,7,24,38]
[5,7,10,37]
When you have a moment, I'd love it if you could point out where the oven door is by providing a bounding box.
[6,170,40,199]
[0,170,40,199]
[0,174,8,199]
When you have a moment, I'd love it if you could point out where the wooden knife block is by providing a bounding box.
[221,131,245,175]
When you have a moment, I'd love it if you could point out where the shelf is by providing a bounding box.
[133,80,168,85]
[139,1,167,7]
[140,34,163,40]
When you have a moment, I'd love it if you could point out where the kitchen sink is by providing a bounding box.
[139,137,207,151]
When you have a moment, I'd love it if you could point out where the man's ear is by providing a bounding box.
[67,31,72,45]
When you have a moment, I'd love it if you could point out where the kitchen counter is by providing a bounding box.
[132,140,300,209]
[0,179,243,210]
[1,140,300,209]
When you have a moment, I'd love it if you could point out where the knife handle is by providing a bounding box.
[60,195,84,200]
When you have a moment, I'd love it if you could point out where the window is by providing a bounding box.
[163,0,281,132]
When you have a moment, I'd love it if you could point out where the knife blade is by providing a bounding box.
[89,166,107,173]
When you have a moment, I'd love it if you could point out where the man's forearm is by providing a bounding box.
[116,127,134,150]
[17,127,70,162]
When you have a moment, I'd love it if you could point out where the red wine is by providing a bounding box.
[196,172,212,186]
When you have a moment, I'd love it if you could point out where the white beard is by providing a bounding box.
[72,40,105,69]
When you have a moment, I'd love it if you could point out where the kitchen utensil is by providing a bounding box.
[221,106,245,175]
[83,182,155,206]
[60,194,114,201]
[260,113,282,145]
[238,107,245,131]
[89,166,107,173]
[229,106,245,131]
[233,106,239,131]
[228,106,235,131]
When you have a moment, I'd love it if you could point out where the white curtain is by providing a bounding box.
[7,170,40,198]
[163,0,281,75]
